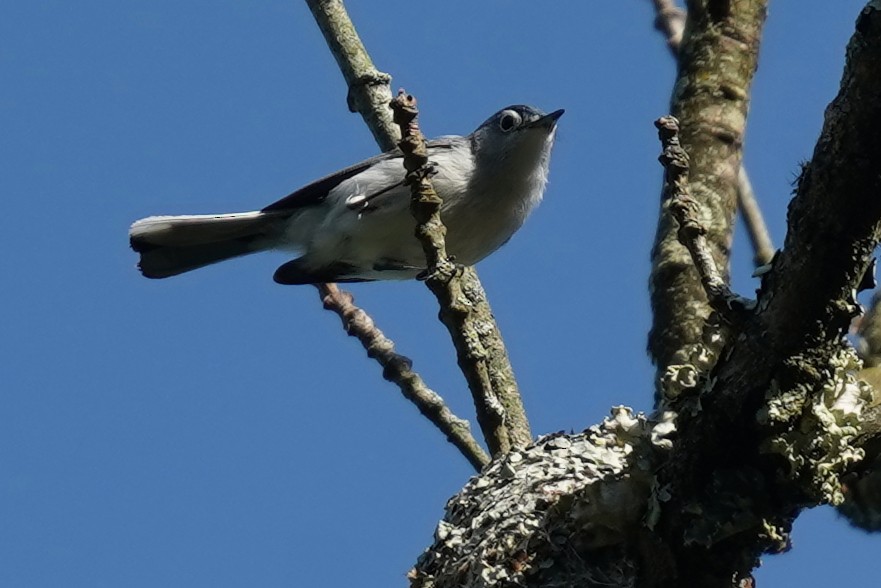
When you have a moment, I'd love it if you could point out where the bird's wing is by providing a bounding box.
[260,140,458,213]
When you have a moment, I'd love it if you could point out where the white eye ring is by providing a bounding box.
[498,110,522,132]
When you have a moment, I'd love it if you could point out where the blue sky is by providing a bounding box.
[3,1,879,586]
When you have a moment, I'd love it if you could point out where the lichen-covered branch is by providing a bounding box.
[389,91,531,456]
[410,408,669,588]
[649,3,881,581]
[317,283,490,470]
[305,0,398,151]
[648,0,768,379]
[761,1,881,532]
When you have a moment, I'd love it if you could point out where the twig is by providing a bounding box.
[736,167,775,267]
[317,283,490,470]
[648,0,775,269]
[305,1,490,470]
[305,0,398,151]
[651,0,686,56]
[389,91,531,456]
[655,116,753,320]
[389,91,458,282]
[858,291,881,367]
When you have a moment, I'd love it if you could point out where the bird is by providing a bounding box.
[129,105,563,285]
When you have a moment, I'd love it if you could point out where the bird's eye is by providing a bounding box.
[498,110,522,132]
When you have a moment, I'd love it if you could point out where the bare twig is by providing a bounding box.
[651,0,686,55]
[389,92,459,282]
[648,0,775,270]
[305,0,398,151]
[857,291,881,367]
[655,116,753,319]
[389,91,531,456]
[317,283,490,470]
[736,167,775,267]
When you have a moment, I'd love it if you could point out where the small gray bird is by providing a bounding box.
[129,105,563,284]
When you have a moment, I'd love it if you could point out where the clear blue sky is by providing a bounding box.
[3,1,879,586]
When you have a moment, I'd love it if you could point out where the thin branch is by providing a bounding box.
[649,0,775,269]
[389,92,459,282]
[308,0,531,456]
[305,0,398,151]
[651,0,686,56]
[655,116,753,320]
[305,0,491,470]
[317,283,490,470]
[736,167,775,267]
[389,91,530,456]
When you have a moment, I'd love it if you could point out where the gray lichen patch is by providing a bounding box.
[410,408,669,588]
[761,347,874,506]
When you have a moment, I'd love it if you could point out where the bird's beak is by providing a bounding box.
[529,109,565,130]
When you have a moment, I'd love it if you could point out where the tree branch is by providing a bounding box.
[655,115,753,321]
[306,0,492,469]
[736,167,775,267]
[651,2,881,581]
[317,283,490,470]
[305,0,398,151]
[755,2,881,532]
[410,2,881,587]
[389,91,531,456]
[410,408,665,588]
[648,0,768,381]
[759,1,881,351]
[651,0,686,55]
[306,0,530,459]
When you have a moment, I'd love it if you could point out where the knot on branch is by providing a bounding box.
[655,115,691,199]
[346,71,392,112]
[671,196,706,242]
[390,89,442,203]
[391,90,428,168]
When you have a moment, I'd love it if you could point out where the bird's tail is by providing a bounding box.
[129,211,286,278]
